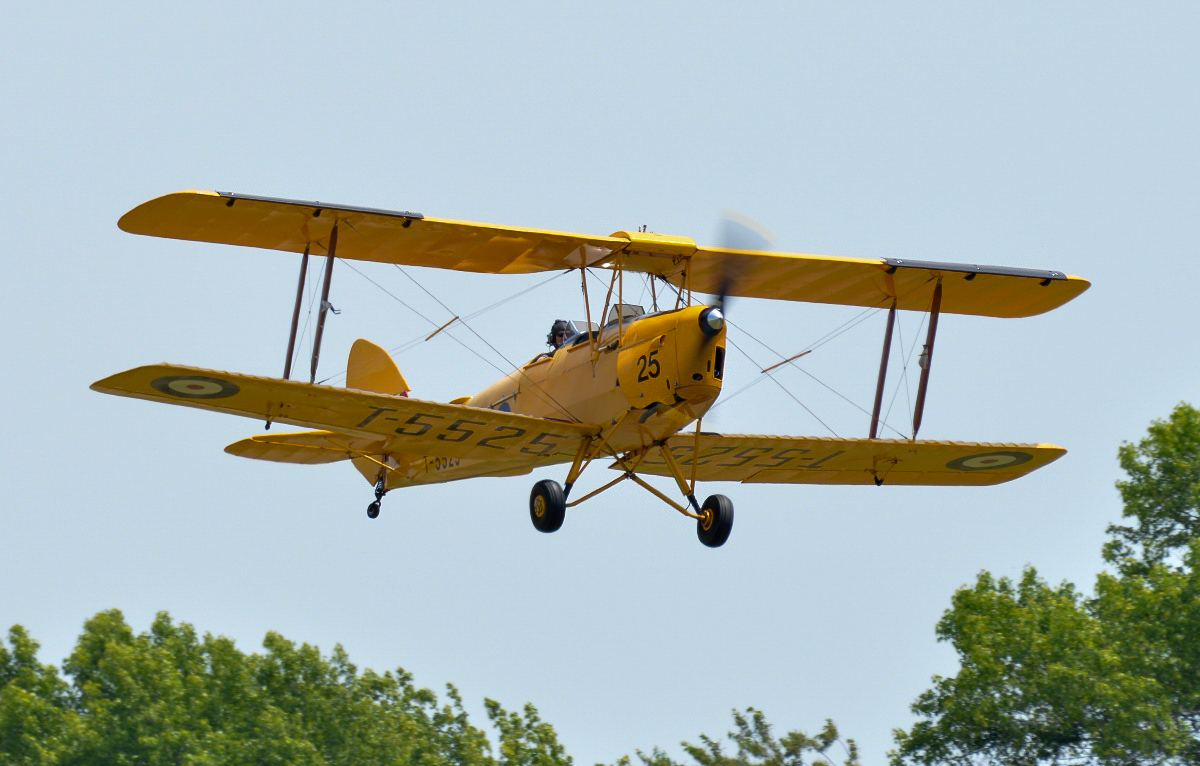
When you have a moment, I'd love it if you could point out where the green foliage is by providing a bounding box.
[0,610,570,766]
[1106,402,1200,572]
[621,709,858,766]
[0,626,77,765]
[485,699,572,766]
[892,403,1200,766]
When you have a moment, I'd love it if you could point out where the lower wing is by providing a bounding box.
[632,433,1065,486]
[92,364,596,469]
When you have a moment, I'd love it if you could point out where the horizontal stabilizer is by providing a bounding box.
[226,431,385,464]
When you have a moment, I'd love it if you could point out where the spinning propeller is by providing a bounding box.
[696,212,777,340]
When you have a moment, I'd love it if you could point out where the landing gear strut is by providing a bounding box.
[367,473,386,519]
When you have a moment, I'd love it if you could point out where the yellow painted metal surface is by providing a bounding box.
[608,230,697,257]
[120,190,1088,318]
[617,334,674,407]
[634,433,1066,486]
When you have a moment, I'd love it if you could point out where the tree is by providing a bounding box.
[0,609,571,766]
[1,609,856,766]
[1106,403,1200,573]
[623,709,859,766]
[0,625,76,765]
[891,403,1200,766]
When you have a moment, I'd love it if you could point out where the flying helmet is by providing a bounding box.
[546,319,574,347]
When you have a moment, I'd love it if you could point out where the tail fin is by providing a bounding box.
[347,339,410,396]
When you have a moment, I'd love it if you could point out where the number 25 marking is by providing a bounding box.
[637,350,661,382]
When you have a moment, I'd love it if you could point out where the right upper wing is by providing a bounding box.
[91,364,597,463]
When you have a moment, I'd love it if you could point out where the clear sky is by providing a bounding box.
[4,3,1199,763]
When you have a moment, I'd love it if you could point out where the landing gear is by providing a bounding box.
[367,473,386,519]
[529,479,566,533]
[696,494,734,548]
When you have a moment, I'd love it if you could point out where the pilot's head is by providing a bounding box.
[547,319,573,349]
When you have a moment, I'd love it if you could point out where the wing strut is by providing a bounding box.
[869,299,897,439]
[282,244,311,381]
[911,279,942,438]
[309,223,339,383]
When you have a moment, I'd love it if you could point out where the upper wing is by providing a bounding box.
[622,245,1090,319]
[632,433,1065,486]
[120,190,1088,317]
[91,364,596,463]
[118,190,625,274]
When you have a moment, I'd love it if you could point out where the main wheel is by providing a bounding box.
[697,494,733,547]
[367,501,381,519]
[529,479,566,533]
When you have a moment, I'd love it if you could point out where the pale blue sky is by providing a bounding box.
[4,3,1199,763]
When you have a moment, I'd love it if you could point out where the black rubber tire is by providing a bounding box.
[529,479,566,533]
[367,501,381,520]
[697,494,734,548]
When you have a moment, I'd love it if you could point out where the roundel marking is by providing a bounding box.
[946,451,1034,471]
[151,375,241,400]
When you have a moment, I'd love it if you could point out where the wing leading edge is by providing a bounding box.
[631,433,1065,486]
[120,190,1088,318]
[91,364,596,466]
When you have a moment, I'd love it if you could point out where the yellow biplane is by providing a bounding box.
[93,191,1089,547]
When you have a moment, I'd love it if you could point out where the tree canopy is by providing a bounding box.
[892,403,1200,766]
[0,609,853,766]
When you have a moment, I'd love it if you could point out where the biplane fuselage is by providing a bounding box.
[469,305,725,449]
[355,304,726,491]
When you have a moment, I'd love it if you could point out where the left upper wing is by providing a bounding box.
[119,190,625,273]
[632,433,1065,486]
[91,364,597,463]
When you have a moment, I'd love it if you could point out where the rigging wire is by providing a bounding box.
[317,251,944,441]
[298,258,322,377]
[649,274,847,433]
[329,260,515,385]
[883,311,926,436]
[720,334,840,437]
[386,264,582,421]
[723,314,910,439]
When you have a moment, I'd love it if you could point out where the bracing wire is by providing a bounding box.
[720,335,840,437]
[330,261,516,386]
[384,265,582,421]
[883,311,927,436]
[724,314,909,439]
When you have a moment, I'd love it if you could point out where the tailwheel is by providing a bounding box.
[529,479,566,533]
[367,472,386,520]
[697,494,734,548]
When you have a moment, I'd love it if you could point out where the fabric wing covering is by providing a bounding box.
[632,433,1066,486]
[120,191,1089,318]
